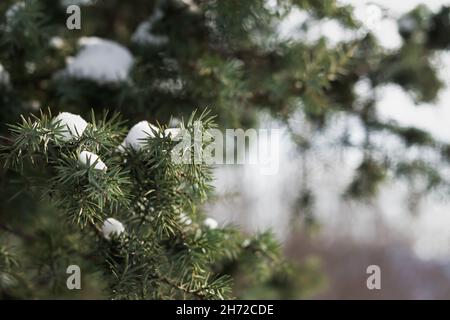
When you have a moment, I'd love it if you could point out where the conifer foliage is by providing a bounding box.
[1,109,287,299]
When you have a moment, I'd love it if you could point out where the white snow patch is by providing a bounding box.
[60,37,133,83]
[101,218,125,240]
[204,217,218,229]
[119,121,159,151]
[78,150,107,171]
[53,112,88,141]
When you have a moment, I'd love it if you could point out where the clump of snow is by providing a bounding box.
[277,8,309,41]
[132,9,169,46]
[204,217,218,229]
[101,218,125,240]
[353,3,403,50]
[49,36,65,49]
[60,37,134,83]
[119,121,159,151]
[78,150,107,171]
[53,112,88,141]
[354,77,373,103]
[354,3,383,31]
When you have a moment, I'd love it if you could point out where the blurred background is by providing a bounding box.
[2,0,450,299]
[209,0,450,298]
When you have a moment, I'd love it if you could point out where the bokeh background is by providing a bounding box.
[210,0,450,299]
